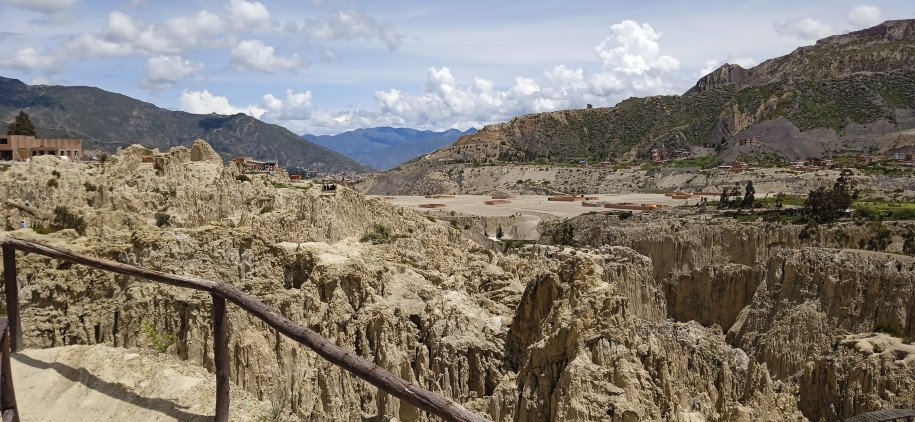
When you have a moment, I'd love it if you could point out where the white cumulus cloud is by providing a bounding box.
[177,19,695,135]
[142,56,203,90]
[226,0,272,30]
[773,17,835,40]
[5,47,59,71]
[848,5,883,29]
[261,89,314,120]
[299,9,405,50]
[230,39,306,73]
[595,21,680,75]
[179,89,265,118]
[264,20,691,134]
[62,9,228,58]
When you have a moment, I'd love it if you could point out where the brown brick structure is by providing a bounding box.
[0,135,82,161]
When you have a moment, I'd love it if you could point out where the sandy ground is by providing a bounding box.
[10,345,269,422]
[372,194,696,218]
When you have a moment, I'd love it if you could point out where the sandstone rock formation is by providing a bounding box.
[1,141,912,421]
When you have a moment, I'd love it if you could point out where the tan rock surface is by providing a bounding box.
[1,141,912,421]
[12,345,270,421]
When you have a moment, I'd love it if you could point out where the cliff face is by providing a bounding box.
[2,142,914,421]
[547,215,915,421]
[687,19,915,94]
[504,251,801,422]
[685,64,750,96]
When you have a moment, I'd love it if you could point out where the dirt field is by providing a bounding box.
[373,194,697,218]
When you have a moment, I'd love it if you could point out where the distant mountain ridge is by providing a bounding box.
[360,19,915,195]
[0,77,368,172]
[305,127,476,170]
[447,19,915,164]
[687,19,915,95]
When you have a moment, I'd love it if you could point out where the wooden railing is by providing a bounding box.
[0,237,491,422]
[0,318,19,422]
[843,409,915,422]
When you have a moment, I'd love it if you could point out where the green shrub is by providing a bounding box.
[51,170,61,178]
[142,323,175,353]
[865,222,891,251]
[46,178,58,188]
[53,206,87,235]
[359,224,406,244]
[874,320,905,338]
[235,174,251,182]
[83,181,98,192]
[31,223,53,235]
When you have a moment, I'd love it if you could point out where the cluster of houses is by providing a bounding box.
[232,157,279,173]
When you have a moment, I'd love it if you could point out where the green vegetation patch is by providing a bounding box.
[669,155,718,169]
[360,224,408,244]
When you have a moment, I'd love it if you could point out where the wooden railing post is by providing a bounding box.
[211,293,230,422]
[0,238,493,422]
[0,318,20,422]
[1,246,22,353]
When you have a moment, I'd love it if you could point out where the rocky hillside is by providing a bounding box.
[0,77,368,172]
[687,19,915,94]
[1,140,912,421]
[361,20,915,195]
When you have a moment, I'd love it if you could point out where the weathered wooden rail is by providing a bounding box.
[0,237,491,422]
[0,318,19,422]
[843,409,915,422]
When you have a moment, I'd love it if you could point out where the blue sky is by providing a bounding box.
[0,1,912,135]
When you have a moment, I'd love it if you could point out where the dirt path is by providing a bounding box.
[11,345,269,421]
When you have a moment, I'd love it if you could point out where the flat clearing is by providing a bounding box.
[372,194,695,218]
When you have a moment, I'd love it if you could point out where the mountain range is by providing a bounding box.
[304,127,476,171]
[396,20,915,170]
[0,77,368,172]
[3,20,913,176]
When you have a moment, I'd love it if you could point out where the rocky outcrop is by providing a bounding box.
[505,252,803,422]
[799,333,915,421]
[686,64,750,95]
[3,141,914,421]
[728,248,915,379]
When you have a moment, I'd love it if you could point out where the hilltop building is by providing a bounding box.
[0,135,82,161]
[233,157,279,173]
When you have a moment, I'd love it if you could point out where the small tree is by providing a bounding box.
[53,206,87,235]
[718,189,729,208]
[496,225,504,239]
[742,180,755,208]
[7,110,36,136]
[729,183,742,208]
[804,171,854,223]
[903,228,915,255]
